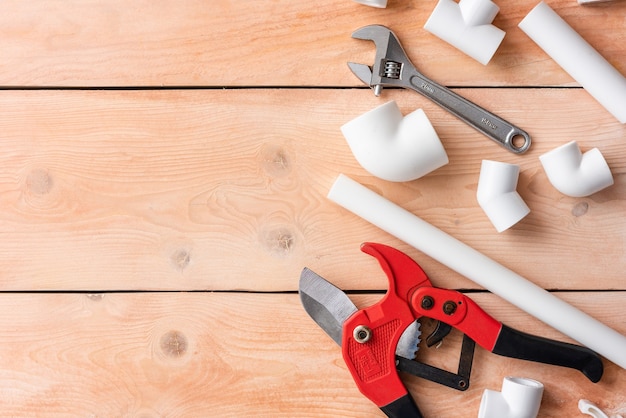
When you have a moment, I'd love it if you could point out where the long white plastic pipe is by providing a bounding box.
[327,174,626,370]
[518,1,626,123]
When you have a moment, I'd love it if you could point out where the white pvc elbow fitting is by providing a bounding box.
[539,141,614,197]
[519,1,626,123]
[353,0,387,7]
[424,0,505,65]
[341,101,448,182]
[478,377,544,418]
[477,160,530,232]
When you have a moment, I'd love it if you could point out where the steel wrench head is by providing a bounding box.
[348,25,415,96]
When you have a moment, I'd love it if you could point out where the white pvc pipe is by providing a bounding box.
[327,174,626,370]
[476,160,530,232]
[539,141,614,197]
[341,101,448,182]
[518,1,626,123]
[424,0,505,65]
[478,377,544,418]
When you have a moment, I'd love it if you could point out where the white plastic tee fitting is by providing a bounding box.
[340,101,449,182]
[539,141,614,197]
[424,0,505,65]
[519,1,626,123]
[478,377,544,418]
[477,160,530,232]
[353,0,387,7]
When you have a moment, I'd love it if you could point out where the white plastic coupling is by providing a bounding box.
[424,0,505,65]
[539,141,614,197]
[353,0,387,7]
[476,160,530,232]
[519,1,626,123]
[340,101,448,182]
[478,377,544,418]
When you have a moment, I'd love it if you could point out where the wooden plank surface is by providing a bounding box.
[0,0,624,87]
[0,0,625,416]
[0,88,624,291]
[0,292,623,417]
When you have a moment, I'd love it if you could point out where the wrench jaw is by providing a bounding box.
[350,25,416,96]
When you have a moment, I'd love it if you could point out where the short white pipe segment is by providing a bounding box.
[341,101,448,182]
[478,377,544,418]
[327,174,626,370]
[539,141,613,197]
[476,160,530,232]
[424,0,505,65]
[519,1,626,123]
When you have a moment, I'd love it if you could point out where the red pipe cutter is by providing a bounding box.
[299,242,603,418]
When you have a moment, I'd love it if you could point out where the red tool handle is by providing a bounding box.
[409,287,603,382]
[341,242,602,416]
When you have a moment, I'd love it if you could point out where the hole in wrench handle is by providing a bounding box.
[508,129,531,154]
[408,72,531,154]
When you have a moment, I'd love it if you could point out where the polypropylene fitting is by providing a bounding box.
[424,0,505,65]
[327,174,626,371]
[519,1,626,123]
[340,101,448,182]
[353,0,387,7]
[478,377,544,418]
[579,399,624,418]
[476,160,530,232]
[539,141,614,197]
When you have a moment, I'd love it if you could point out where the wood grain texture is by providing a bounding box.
[1,0,625,416]
[0,89,624,291]
[0,292,623,417]
[0,0,624,87]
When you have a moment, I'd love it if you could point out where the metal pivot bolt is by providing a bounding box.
[353,325,372,343]
[421,296,435,310]
[443,301,458,315]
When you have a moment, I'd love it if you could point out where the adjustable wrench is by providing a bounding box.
[348,25,531,154]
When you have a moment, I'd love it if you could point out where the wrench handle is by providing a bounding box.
[408,73,531,154]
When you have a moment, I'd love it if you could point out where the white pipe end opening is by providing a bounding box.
[353,0,387,7]
[424,0,505,65]
[476,160,530,232]
[579,399,624,418]
[478,376,544,418]
[341,101,448,182]
[539,141,614,198]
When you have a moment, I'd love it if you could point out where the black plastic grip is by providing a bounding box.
[492,324,603,383]
[380,394,424,418]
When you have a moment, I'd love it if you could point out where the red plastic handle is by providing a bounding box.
[341,243,504,407]
[341,243,430,407]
